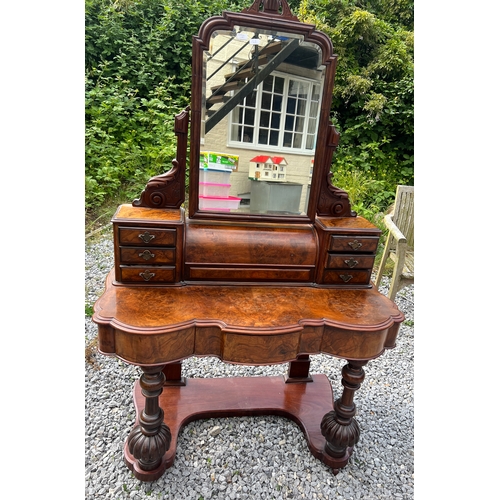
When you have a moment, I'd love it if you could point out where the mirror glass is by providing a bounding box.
[197,26,325,216]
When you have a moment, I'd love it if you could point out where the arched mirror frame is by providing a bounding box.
[188,0,353,223]
[132,0,354,221]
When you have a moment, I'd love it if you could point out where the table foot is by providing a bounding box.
[126,374,356,481]
[124,441,171,482]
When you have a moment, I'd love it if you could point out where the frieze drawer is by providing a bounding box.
[119,266,176,283]
[328,236,379,253]
[119,247,176,265]
[325,254,375,270]
[118,227,177,247]
[321,269,371,285]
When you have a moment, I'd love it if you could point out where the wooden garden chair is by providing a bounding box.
[374,185,414,301]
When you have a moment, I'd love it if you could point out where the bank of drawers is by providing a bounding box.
[115,227,177,284]
[321,235,378,286]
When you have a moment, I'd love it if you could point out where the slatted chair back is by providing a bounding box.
[392,185,414,249]
[374,185,414,301]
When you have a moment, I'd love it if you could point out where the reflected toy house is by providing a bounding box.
[248,155,288,181]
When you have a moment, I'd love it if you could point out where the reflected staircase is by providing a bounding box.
[205,37,300,133]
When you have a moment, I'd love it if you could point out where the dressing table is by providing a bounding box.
[92,0,404,482]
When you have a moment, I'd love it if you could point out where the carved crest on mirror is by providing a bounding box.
[243,0,298,20]
[133,0,354,220]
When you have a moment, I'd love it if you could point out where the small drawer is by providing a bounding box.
[119,247,175,265]
[322,269,371,285]
[186,266,314,282]
[119,266,176,283]
[118,227,176,247]
[328,235,378,253]
[325,254,375,270]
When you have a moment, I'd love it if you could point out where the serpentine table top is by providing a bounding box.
[94,271,404,366]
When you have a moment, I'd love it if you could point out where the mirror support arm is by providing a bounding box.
[132,107,190,209]
[315,123,356,217]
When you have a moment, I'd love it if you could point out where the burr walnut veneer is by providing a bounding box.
[92,0,405,482]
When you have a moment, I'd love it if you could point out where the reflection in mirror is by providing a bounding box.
[199,27,324,215]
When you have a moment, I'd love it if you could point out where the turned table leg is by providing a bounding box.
[285,354,313,383]
[126,365,172,473]
[162,361,186,386]
[321,359,367,460]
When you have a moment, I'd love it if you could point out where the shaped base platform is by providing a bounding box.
[124,374,353,481]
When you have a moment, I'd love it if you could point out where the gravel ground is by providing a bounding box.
[85,228,414,500]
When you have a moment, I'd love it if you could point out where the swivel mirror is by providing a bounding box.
[133,0,355,223]
[188,0,346,222]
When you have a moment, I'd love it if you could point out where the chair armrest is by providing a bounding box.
[384,214,407,244]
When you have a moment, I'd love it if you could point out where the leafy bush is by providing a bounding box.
[86,0,248,99]
[85,74,179,209]
[85,0,250,214]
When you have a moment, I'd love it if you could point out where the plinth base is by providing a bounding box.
[124,374,352,481]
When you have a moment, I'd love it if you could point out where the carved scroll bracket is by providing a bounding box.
[133,107,190,209]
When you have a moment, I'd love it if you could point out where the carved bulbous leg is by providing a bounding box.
[321,360,367,459]
[126,366,172,472]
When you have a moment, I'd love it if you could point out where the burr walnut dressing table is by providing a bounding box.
[92,0,404,482]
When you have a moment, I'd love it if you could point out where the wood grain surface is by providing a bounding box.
[94,271,404,365]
